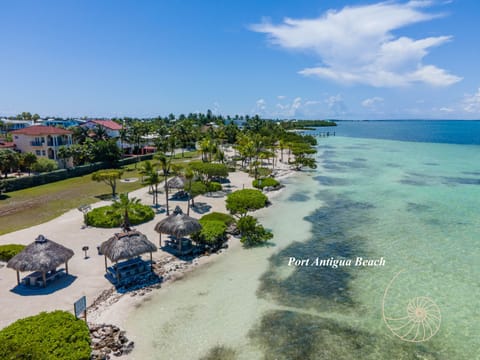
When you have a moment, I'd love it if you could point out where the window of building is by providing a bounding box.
[36,150,41,156]
[42,150,46,156]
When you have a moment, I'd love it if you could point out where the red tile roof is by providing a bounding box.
[10,125,72,136]
[88,120,123,130]
[0,141,15,149]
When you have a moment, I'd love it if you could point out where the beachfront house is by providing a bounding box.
[11,125,73,167]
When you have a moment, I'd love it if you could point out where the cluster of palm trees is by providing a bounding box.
[139,154,173,214]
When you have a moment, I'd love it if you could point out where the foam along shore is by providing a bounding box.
[0,152,296,330]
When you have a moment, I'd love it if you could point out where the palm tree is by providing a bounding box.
[92,125,109,141]
[72,126,89,144]
[111,193,141,231]
[145,169,161,206]
[57,146,71,169]
[184,168,194,215]
[139,160,154,187]
[155,153,172,215]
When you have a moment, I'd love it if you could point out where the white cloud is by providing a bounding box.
[439,106,454,112]
[463,88,480,113]
[252,98,267,115]
[251,1,461,87]
[275,97,303,117]
[277,95,286,100]
[325,94,348,116]
[362,97,384,108]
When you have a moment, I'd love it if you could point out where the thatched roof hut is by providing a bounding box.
[100,230,157,263]
[154,206,202,253]
[7,234,74,287]
[167,176,186,189]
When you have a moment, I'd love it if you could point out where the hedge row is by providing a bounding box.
[3,154,154,193]
[252,178,280,189]
[84,204,155,228]
[0,244,26,261]
[0,310,91,359]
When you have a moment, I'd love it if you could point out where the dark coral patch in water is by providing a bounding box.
[406,202,431,212]
[314,175,350,186]
[257,193,374,311]
[288,193,310,202]
[249,310,446,360]
[318,150,336,159]
[440,176,480,185]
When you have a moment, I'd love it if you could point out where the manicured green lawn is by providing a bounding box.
[0,151,199,235]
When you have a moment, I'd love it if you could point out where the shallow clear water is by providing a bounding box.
[126,135,480,359]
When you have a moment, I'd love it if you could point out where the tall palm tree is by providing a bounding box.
[184,168,194,215]
[111,193,141,231]
[145,169,161,206]
[92,125,109,141]
[155,153,172,215]
[57,146,71,169]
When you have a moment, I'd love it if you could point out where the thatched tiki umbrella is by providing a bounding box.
[7,235,74,287]
[167,176,186,190]
[154,206,202,253]
[100,230,157,281]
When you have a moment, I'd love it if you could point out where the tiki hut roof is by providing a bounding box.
[100,230,157,262]
[7,235,74,272]
[154,206,202,238]
[167,176,186,189]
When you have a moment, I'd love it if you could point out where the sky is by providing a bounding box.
[0,0,479,120]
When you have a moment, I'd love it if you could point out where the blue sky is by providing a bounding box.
[0,0,479,119]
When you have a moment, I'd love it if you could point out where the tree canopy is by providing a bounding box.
[226,189,268,218]
[91,169,123,197]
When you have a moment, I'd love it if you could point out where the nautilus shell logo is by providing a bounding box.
[382,270,441,342]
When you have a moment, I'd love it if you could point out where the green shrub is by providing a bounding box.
[207,181,222,192]
[252,178,280,189]
[85,203,154,228]
[193,220,227,246]
[255,167,272,178]
[200,212,235,226]
[0,244,25,261]
[31,158,58,173]
[0,310,91,360]
[237,215,273,246]
[226,189,268,217]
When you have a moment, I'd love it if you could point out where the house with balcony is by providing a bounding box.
[10,125,73,167]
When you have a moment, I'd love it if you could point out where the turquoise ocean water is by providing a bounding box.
[126,121,480,359]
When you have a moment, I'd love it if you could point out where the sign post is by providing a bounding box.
[74,296,87,323]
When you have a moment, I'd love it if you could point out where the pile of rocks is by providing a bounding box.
[154,258,196,282]
[89,323,134,359]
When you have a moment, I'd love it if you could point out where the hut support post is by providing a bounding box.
[65,261,69,275]
[42,271,46,287]
[16,270,20,285]
[159,233,162,248]
[150,252,153,271]
[116,261,119,283]
[104,255,108,272]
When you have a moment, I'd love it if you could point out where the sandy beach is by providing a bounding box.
[0,154,295,331]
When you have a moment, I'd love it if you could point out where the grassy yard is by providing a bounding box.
[0,151,200,235]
